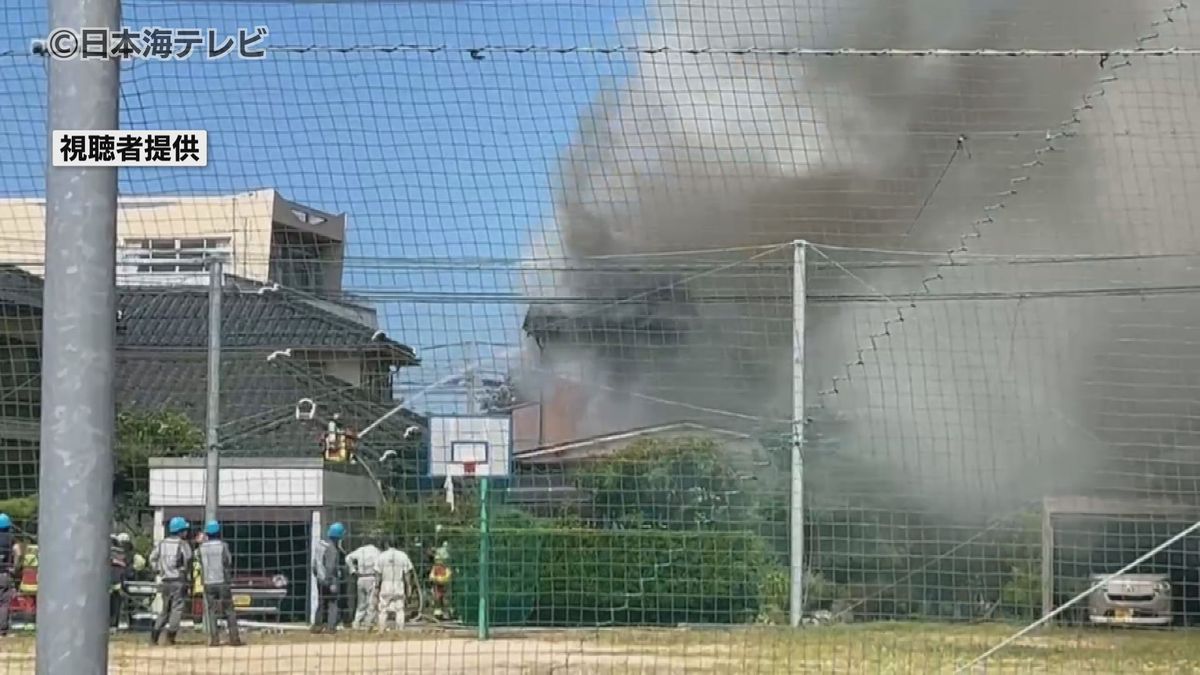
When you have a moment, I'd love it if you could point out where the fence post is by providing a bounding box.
[465,342,491,640]
[789,240,807,628]
[38,0,122,672]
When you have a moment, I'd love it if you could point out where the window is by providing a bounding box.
[272,245,319,290]
[118,237,232,286]
[269,230,325,292]
[119,237,231,275]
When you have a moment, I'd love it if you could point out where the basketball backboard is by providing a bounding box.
[429,415,512,478]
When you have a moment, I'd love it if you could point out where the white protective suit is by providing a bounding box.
[374,547,414,631]
[345,544,381,629]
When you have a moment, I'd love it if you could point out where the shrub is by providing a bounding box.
[447,525,774,626]
[0,494,37,523]
[572,436,756,531]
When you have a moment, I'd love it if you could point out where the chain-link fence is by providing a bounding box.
[5,0,1200,672]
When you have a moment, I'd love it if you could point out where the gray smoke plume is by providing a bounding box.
[522,0,1200,517]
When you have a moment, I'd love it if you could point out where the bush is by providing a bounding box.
[573,436,755,531]
[998,563,1041,620]
[0,494,37,524]
[446,525,774,626]
[756,565,790,624]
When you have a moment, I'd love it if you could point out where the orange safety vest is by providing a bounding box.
[429,564,452,586]
[18,545,38,594]
[323,431,355,463]
[192,558,204,595]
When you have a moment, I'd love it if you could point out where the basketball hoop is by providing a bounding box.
[462,462,478,477]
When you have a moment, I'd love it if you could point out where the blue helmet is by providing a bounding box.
[326,522,346,540]
[204,520,220,536]
[0,513,10,530]
[167,516,189,534]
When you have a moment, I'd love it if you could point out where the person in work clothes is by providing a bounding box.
[375,539,415,633]
[0,513,15,638]
[345,538,381,630]
[197,520,244,647]
[311,521,346,634]
[149,516,193,646]
[428,541,453,620]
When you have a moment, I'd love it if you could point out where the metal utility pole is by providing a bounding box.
[204,259,223,524]
[465,341,478,416]
[789,240,808,628]
[201,259,222,640]
[38,0,121,672]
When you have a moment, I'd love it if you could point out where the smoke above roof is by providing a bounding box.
[521,0,1200,517]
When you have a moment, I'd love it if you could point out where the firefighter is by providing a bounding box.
[428,541,453,621]
[149,517,193,646]
[323,413,359,464]
[109,532,136,630]
[311,521,346,634]
[15,541,36,619]
[197,521,243,647]
[0,513,14,637]
[324,413,345,462]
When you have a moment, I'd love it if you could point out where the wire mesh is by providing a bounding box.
[4,0,1200,672]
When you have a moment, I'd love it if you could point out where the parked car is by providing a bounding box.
[1088,573,1173,626]
[15,568,288,628]
[188,558,288,620]
[195,574,288,619]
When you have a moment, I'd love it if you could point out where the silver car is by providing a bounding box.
[1087,573,1173,626]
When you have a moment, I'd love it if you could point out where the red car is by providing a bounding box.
[187,564,289,620]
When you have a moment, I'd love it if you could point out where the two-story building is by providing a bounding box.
[0,189,346,296]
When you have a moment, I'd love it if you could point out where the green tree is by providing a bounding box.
[113,409,203,527]
[0,494,36,522]
[0,409,202,533]
[572,436,752,531]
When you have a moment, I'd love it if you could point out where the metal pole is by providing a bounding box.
[465,341,490,640]
[465,341,477,415]
[202,259,222,639]
[204,259,222,523]
[39,0,121,671]
[478,476,491,640]
[789,240,807,628]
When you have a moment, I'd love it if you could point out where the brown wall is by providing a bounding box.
[512,377,590,451]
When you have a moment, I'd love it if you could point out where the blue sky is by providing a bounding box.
[1,0,645,407]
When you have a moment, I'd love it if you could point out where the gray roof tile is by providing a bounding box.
[0,267,422,468]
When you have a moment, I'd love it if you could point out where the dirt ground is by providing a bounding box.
[5,623,1200,674]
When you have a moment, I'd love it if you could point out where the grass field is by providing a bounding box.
[4,623,1200,674]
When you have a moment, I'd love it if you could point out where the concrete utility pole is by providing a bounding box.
[790,240,808,628]
[38,0,122,672]
[204,259,223,524]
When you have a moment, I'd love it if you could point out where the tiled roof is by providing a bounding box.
[117,353,423,468]
[522,303,696,344]
[0,267,44,311]
[118,278,416,363]
[0,268,422,468]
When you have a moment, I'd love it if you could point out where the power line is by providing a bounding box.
[265,45,1200,58]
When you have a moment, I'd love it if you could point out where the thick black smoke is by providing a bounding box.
[522,0,1200,517]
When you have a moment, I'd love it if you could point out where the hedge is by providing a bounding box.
[444,525,774,626]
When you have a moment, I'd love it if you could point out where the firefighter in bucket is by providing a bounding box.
[295,400,359,465]
[322,412,358,464]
